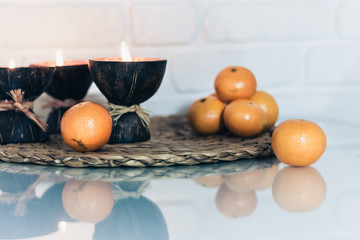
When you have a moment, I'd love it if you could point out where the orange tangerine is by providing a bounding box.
[214,66,257,103]
[271,119,327,166]
[60,101,112,152]
[188,96,226,135]
[224,99,267,137]
[251,90,279,130]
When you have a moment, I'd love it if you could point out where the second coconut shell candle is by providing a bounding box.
[88,42,167,143]
[31,50,92,134]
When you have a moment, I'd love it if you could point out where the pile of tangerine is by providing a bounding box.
[188,66,278,137]
[188,66,327,167]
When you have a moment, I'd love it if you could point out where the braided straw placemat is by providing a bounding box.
[0,115,274,167]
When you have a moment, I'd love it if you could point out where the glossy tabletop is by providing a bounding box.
[0,119,359,240]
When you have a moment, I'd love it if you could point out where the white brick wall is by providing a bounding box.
[0,6,124,48]
[131,2,198,45]
[204,2,332,42]
[1,0,360,124]
[338,1,360,38]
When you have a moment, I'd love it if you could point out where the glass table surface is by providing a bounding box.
[0,119,359,240]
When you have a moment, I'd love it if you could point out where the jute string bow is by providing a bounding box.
[0,175,47,216]
[0,89,47,132]
[104,103,151,127]
[112,181,149,201]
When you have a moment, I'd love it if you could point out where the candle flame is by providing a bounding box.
[121,41,132,61]
[9,59,15,69]
[56,49,64,66]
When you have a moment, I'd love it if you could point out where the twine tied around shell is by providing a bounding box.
[111,181,150,201]
[0,89,47,132]
[41,98,82,109]
[104,103,151,127]
[0,175,46,216]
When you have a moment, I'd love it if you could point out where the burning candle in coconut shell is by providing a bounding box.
[0,60,55,143]
[31,50,92,134]
[88,42,167,143]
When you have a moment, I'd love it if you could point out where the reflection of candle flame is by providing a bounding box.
[58,221,67,232]
[121,41,132,61]
[56,49,64,66]
[9,59,15,69]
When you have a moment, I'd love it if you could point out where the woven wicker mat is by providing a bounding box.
[0,115,274,167]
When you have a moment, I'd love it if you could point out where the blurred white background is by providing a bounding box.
[0,0,359,124]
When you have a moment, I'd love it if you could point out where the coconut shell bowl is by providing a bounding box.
[31,61,92,134]
[0,66,55,143]
[88,57,167,143]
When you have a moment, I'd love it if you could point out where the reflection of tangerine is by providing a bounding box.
[216,184,257,218]
[250,91,279,130]
[61,102,113,152]
[256,164,279,191]
[272,166,326,212]
[193,175,224,188]
[188,96,225,135]
[62,179,114,223]
[271,119,327,166]
[214,66,257,103]
[223,169,266,192]
[224,99,267,137]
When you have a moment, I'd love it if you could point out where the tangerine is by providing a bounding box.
[271,119,327,166]
[188,96,226,135]
[60,101,113,152]
[214,66,257,103]
[223,99,267,137]
[251,90,279,130]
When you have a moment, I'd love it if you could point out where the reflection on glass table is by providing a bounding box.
[62,179,169,240]
[0,171,169,240]
[0,172,71,239]
[93,181,168,240]
[193,162,327,218]
[194,162,280,218]
[272,166,327,212]
[0,156,327,240]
